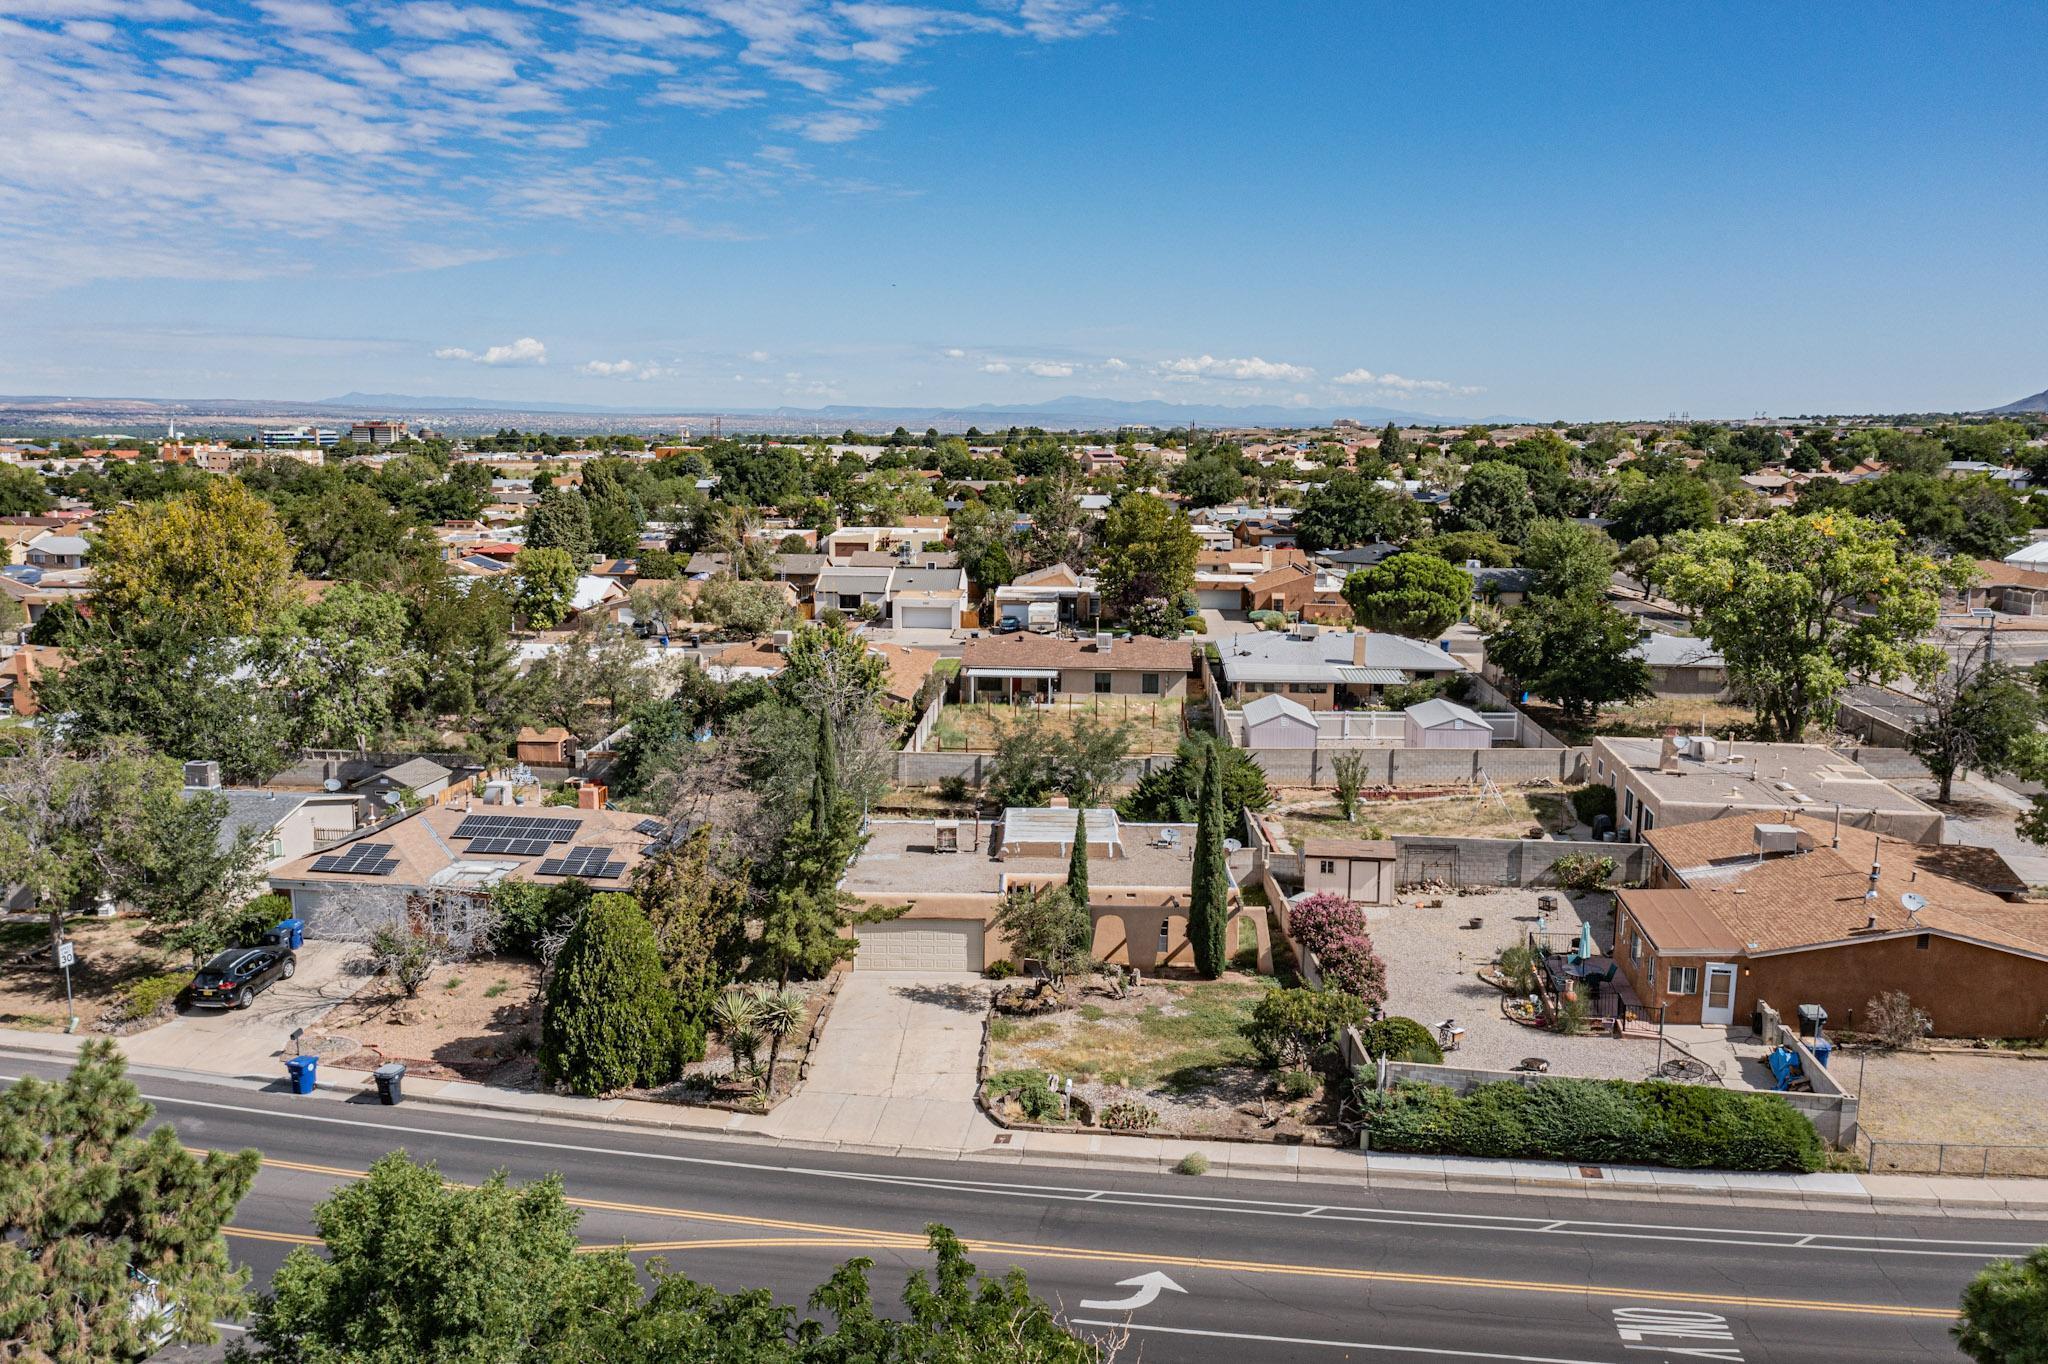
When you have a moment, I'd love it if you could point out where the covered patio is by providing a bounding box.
[962,665,1059,704]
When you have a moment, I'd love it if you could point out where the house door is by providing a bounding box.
[1701,963,1737,1026]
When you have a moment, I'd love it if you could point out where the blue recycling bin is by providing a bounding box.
[285,1054,318,1095]
[275,918,305,949]
[1811,1037,1832,1069]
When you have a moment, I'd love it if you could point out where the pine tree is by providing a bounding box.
[540,892,685,1094]
[1188,746,1230,978]
[632,827,745,1040]
[761,707,864,984]
[0,1042,260,1358]
[1066,807,1090,912]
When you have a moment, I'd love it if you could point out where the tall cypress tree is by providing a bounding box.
[1066,807,1090,911]
[1188,745,1230,977]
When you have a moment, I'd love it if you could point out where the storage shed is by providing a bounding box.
[1241,693,1318,749]
[1402,698,1494,749]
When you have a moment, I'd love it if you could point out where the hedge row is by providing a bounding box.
[1355,1076,1824,1172]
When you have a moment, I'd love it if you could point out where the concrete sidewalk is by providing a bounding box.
[4,1025,2046,1217]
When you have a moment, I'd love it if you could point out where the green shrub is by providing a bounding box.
[983,958,1019,980]
[1243,987,1369,1071]
[1278,1068,1319,1100]
[233,894,294,947]
[539,892,684,1096]
[1098,1100,1158,1131]
[107,972,188,1024]
[1355,1078,1824,1172]
[1553,992,1590,1036]
[1568,784,1617,826]
[1357,1017,1444,1066]
[937,774,972,803]
[1549,853,1616,892]
[985,1068,1062,1121]
[1174,1152,1210,1175]
[1496,942,1541,995]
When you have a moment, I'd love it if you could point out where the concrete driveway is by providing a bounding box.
[121,940,370,1080]
[761,971,996,1152]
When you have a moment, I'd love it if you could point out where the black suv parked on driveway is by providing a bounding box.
[189,946,297,1010]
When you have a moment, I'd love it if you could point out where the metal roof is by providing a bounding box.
[1001,806,1121,849]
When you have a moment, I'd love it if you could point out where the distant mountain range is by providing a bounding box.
[317,392,1488,428]
[1990,388,2048,414]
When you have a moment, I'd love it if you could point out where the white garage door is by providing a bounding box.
[855,919,984,971]
[897,605,955,631]
[1196,589,1243,611]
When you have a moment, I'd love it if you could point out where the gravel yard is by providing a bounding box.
[1365,889,1661,1081]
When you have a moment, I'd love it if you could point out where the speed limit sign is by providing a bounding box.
[56,942,74,969]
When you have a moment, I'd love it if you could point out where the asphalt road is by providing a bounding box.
[2,1055,2027,1363]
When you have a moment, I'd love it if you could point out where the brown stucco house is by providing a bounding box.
[839,805,1268,973]
[956,633,1192,704]
[1613,812,2048,1038]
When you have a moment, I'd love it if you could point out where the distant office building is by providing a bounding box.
[349,421,409,446]
[260,426,339,448]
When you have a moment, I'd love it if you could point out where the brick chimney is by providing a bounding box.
[1047,793,1069,808]
[1352,629,1369,667]
[577,782,608,810]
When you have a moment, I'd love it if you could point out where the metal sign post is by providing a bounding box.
[56,940,76,1032]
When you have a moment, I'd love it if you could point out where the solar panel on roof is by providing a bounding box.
[310,842,396,875]
[452,814,581,844]
[537,845,625,880]
[634,818,666,837]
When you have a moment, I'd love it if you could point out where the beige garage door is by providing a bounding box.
[855,919,984,971]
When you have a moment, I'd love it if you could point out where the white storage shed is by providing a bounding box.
[1241,693,1319,749]
[1402,698,1494,749]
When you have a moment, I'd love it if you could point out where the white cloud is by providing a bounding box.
[437,336,547,366]
[398,43,521,86]
[978,361,1011,373]
[1155,354,1315,383]
[1102,356,1127,371]
[649,74,767,110]
[1025,360,1072,378]
[941,346,966,359]
[1333,367,1479,395]
[252,0,347,33]
[742,349,771,362]
[775,110,877,143]
[578,357,671,380]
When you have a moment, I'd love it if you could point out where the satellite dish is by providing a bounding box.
[1901,892,1928,914]
[1223,838,1242,853]
[322,778,343,792]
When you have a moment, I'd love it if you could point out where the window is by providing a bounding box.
[1638,807,1655,833]
[1094,671,1112,694]
[838,594,861,609]
[1628,929,1642,966]
[1916,933,1931,950]
[1157,919,1171,953]
[1318,859,1336,874]
[1667,965,1699,996]
[1622,789,1635,819]
[1595,760,1605,780]
[1294,683,1328,694]
[1142,672,1161,695]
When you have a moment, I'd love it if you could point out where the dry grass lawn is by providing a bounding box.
[1853,1049,2048,1176]
[1277,788,1576,842]
[1522,696,1758,746]
[310,957,542,1084]
[930,696,1187,754]
[0,917,182,1032]
[988,973,1270,1091]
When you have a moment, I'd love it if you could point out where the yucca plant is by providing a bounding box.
[711,989,766,1070]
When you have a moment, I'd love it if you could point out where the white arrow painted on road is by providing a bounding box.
[1078,1271,1187,1313]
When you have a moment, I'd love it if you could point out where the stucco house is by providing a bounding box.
[957,632,1192,703]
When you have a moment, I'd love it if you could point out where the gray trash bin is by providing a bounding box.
[373,1062,406,1105]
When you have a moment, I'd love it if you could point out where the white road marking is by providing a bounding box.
[1612,1307,1745,1361]
[1077,1270,1186,1312]
[1073,1319,1623,1362]
[0,1068,2028,1265]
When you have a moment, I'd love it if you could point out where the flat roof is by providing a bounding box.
[1595,737,1936,816]
[842,819,1252,896]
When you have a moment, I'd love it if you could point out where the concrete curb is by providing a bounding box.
[5,1037,2045,1218]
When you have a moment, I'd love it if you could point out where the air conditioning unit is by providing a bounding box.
[1753,823,1807,856]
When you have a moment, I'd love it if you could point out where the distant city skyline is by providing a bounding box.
[2,1,2043,419]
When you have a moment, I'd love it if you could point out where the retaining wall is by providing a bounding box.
[1242,746,1589,787]
[1390,835,1648,889]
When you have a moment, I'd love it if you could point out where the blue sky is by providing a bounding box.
[2,0,2043,419]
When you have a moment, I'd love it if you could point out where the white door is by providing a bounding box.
[898,605,955,631]
[854,919,984,971]
[1701,962,1737,1026]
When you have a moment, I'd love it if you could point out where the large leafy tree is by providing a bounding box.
[122,786,270,961]
[0,1043,258,1360]
[524,487,594,560]
[1953,1244,2048,1364]
[1186,745,1230,978]
[631,827,746,1043]
[527,619,660,750]
[264,582,420,751]
[540,892,686,1094]
[776,618,886,718]
[513,546,580,631]
[993,882,1093,986]
[1606,473,1719,543]
[1659,511,1967,740]
[0,462,54,516]
[758,708,869,984]
[1517,519,1615,601]
[90,478,298,634]
[1168,454,1244,509]
[1484,595,1653,722]
[1908,661,2045,805]
[1341,551,1470,640]
[246,1153,622,1364]
[1291,472,1427,553]
[1445,461,1536,543]
[1098,492,1198,621]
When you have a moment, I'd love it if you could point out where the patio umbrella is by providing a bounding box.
[1575,921,1594,962]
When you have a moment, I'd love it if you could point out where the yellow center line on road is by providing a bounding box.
[227,1152,1960,1321]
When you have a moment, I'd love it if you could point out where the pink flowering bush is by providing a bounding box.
[1287,892,1364,959]
[1316,933,1389,1009]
